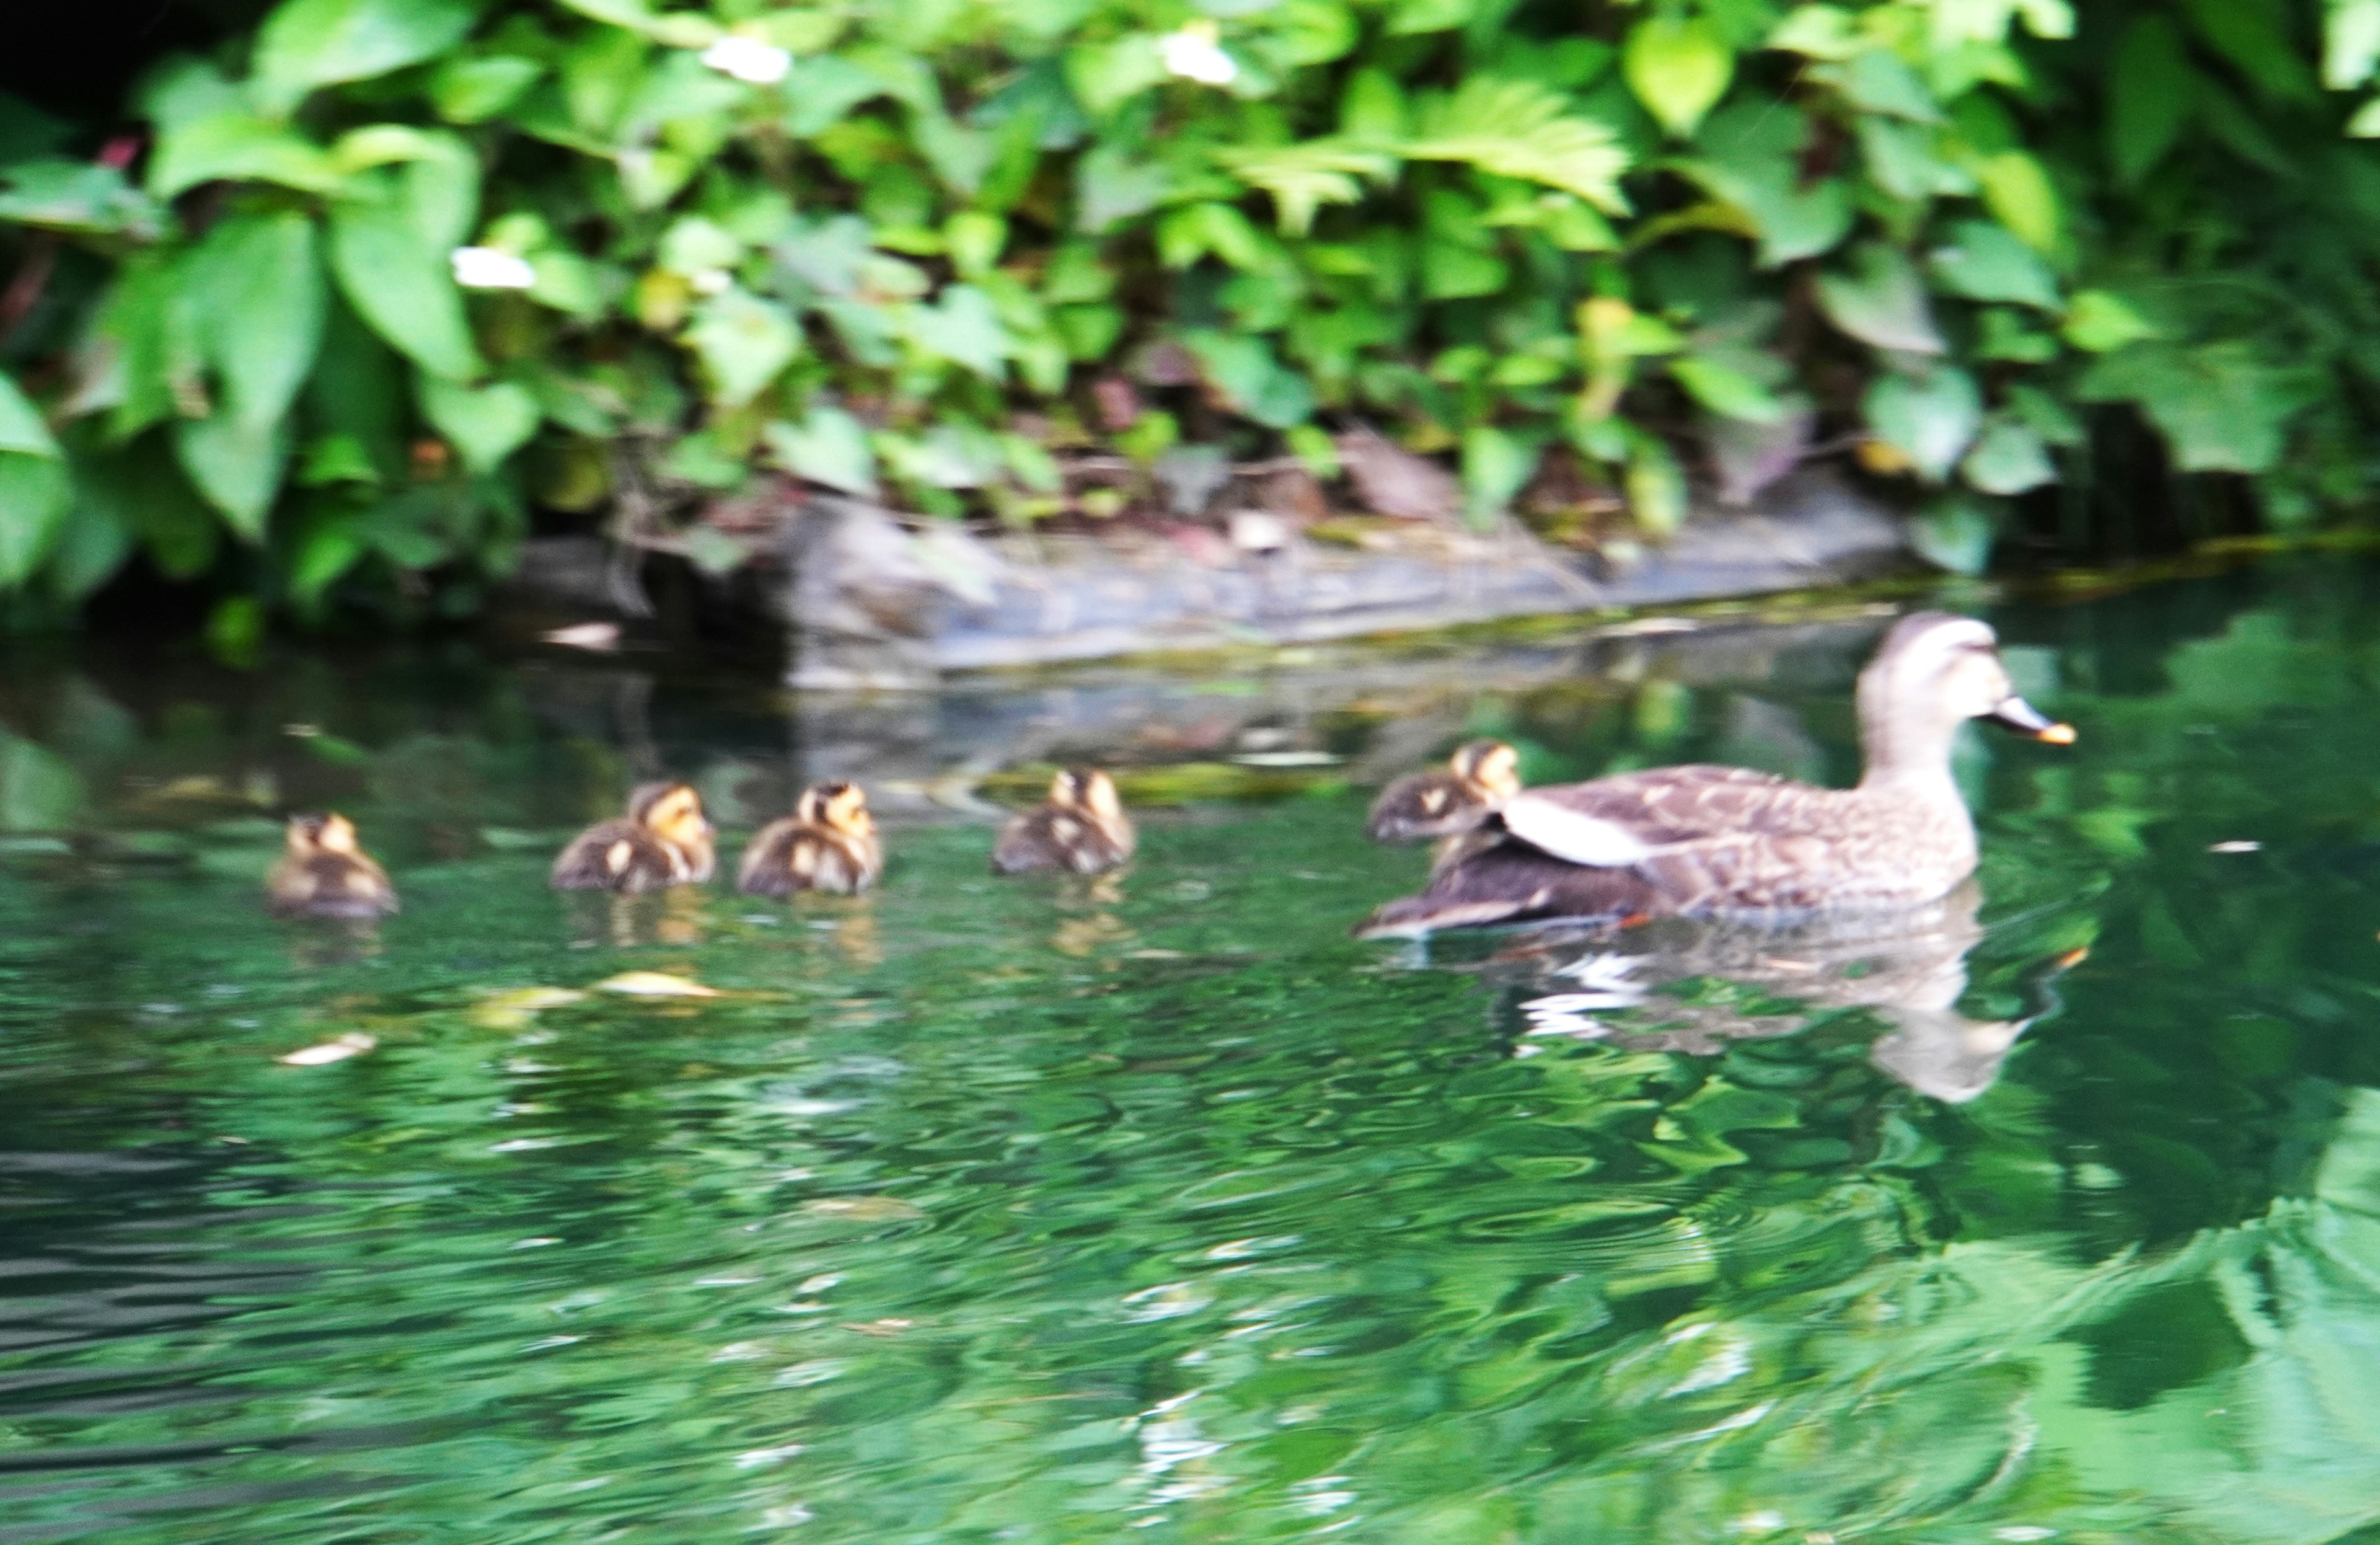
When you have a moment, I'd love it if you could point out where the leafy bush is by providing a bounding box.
[4,0,2380,621]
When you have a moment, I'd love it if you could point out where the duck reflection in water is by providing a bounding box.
[1444,882,2086,1103]
[565,885,712,949]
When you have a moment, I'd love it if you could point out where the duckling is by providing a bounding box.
[1366,740,1521,843]
[267,813,399,919]
[1358,613,2074,937]
[738,781,883,897]
[550,781,716,893]
[993,768,1137,875]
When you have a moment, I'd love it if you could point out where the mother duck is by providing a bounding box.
[1357,613,2072,937]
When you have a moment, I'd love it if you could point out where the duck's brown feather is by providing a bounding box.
[267,853,400,919]
[992,806,1134,874]
[550,820,708,893]
[738,818,883,896]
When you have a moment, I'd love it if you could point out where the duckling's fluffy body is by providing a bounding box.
[993,769,1135,875]
[267,813,399,919]
[1366,740,1520,843]
[739,782,883,896]
[550,782,716,893]
[1360,614,2071,937]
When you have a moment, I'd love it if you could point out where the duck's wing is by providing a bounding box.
[1499,766,1807,867]
[552,820,671,892]
[991,808,1059,874]
[1355,835,1656,938]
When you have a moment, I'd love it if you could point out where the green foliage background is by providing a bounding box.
[7,0,2380,621]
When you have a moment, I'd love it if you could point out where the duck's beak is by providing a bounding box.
[1986,696,2076,745]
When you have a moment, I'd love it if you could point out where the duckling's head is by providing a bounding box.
[629,782,713,849]
[286,812,361,857]
[800,781,875,839]
[1450,740,1521,799]
[1860,613,2074,769]
[1051,768,1124,823]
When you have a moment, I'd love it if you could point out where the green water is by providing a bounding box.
[6,567,2380,1544]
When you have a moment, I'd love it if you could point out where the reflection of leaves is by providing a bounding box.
[0,733,84,832]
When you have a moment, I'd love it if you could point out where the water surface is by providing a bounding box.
[5,566,2380,1544]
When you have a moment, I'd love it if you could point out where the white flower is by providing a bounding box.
[690,267,733,296]
[701,34,793,85]
[450,246,536,291]
[1160,20,1237,86]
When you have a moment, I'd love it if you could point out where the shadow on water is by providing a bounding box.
[4,562,2380,1540]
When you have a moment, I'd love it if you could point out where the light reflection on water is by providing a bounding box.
[2,567,2380,1542]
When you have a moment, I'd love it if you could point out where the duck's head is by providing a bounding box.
[1861,613,2074,759]
[286,812,361,857]
[799,781,875,839]
[1050,768,1124,823]
[1450,740,1522,799]
[630,781,713,849]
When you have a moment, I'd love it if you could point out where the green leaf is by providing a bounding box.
[49,497,134,601]
[431,55,544,123]
[915,286,1010,378]
[1214,141,1393,236]
[2076,342,2312,474]
[1183,331,1314,428]
[0,455,69,588]
[765,407,879,496]
[147,112,338,200]
[0,160,161,238]
[686,290,801,405]
[0,373,69,589]
[1670,356,1787,423]
[254,0,485,111]
[175,415,286,539]
[2352,97,2380,136]
[1461,425,1537,526]
[2061,290,2157,352]
[553,0,716,47]
[289,514,367,604]
[1770,6,1864,60]
[329,192,483,381]
[2108,16,2196,187]
[2180,0,2318,102]
[1623,17,1732,138]
[1624,432,1687,536]
[1683,103,1853,265]
[2327,0,2380,89]
[420,376,540,474]
[1865,365,1981,480]
[0,370,60,458]
[1821,48,1941,122]
[1978,151,2061,252]
[1063,35,1167,117]
[192,212,325,430]
[1928,220,2058,309]
[1909,495,1997,575]
[1404,77,1633,213]
[1961,418,2055,494]
[1075,143,1171,232]
[1817,244,1944,353]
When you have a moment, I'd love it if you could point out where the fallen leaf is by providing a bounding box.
[801,1196,923,1222]
[471,986,589,1029]
[595,971,721,998]
[542,622,622,652]
[280,1032,377,1066]
[1334,424,1458,521]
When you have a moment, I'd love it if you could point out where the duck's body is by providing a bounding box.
[739,782,882,897]
[994,769,1135,875]
[1366,740,1520,843]
[267,814,399,920]
[1359,614,2071,938]
[551,782,715,893]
